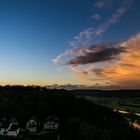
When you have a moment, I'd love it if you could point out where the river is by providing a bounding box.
[114,109,140,130]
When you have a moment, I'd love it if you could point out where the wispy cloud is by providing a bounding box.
[52,0,134,88]
[67,0,133,47]
[94,0,112,8]
[91,14,101,20]
[93,0,132,36]
[52,45,88,65]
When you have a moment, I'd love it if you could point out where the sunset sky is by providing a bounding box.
[0,0,140,89]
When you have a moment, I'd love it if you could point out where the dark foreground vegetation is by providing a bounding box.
[0,85,139,140]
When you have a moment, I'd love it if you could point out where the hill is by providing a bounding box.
[0,86,139,140]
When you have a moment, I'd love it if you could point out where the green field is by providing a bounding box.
[85,96,140,113]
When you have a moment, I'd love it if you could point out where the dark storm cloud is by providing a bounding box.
[67,44,125,65]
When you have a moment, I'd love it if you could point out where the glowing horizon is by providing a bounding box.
[0,0,140,89]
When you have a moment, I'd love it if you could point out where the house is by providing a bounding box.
[26,116,40,133]
[7,117,20,137]
[7,123,20,137]
[0,119,9,136]
[44,115,59,131]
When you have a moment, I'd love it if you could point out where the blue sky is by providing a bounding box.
[0,0,140,87]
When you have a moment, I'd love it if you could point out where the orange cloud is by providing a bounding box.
[101,34,140,88]
[68,34,140,88]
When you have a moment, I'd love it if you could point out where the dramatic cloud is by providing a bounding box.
[52,0,131,64]
[53,0,133,65]
[53,33,140,88]
[52,0,136,88]
[67,43,125,65]
[69,34,140,88]
[99,34,140,88]
[52,42,123,65]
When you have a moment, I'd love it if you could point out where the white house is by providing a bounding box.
[26,116,40,133]
[44,116,59,130]
[7,117,20,137]
[0,119,9,136]
[7,123,20,136]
